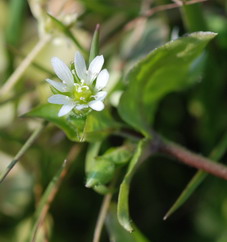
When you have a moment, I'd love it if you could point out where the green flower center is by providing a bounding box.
[73,84,93,103]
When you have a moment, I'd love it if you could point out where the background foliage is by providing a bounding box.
[0,0,227,241]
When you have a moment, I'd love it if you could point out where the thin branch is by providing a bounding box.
[0,121,47,184]
[30,144,81,242]
[0,34,51,99]
[117,128,227,181]
[93,192,113,242]
[93,179,117,242]
[125,0,207,30]
[157,138,227,180]
[143,0,207,17]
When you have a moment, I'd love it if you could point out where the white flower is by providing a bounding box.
[46,52,109,117]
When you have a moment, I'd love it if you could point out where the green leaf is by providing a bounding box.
[117,139,148,232]
[118,32,217,136]
[106,203,150,242]
[164,132,227,220]
[85,142,102,174]
[86,159,115,188]
[25,104,118,142]
[89,24,100,63]
[25,104,83,142]
[85,144,133,193]
[96,145,134,166]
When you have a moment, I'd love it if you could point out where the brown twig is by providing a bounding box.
[30,144,81,242]
[125,0,207,30]
[157,139,227,180]
[143,0,207,17]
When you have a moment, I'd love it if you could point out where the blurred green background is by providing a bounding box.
[1,0,227,241]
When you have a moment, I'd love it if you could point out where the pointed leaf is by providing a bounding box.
[117,139,148,232]
[96,145,134,166]
[89,24,100,63]
[106,203,150,242]
[118,32,217,136]
[25,104,83,142]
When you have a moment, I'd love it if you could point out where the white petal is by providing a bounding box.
[95,69,109,90]
[74,52,87,81]
[89,100,104,111]
[46,79,69,92]
[58,104,75,117]
[88,55,104,82]
[95,91,107,101]
[48,94,73,104]
[51,57,74,88]
[75,104,89,110]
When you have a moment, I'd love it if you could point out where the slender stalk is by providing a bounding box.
[29,144,81,242]
[158,139,227,180]
[118,129,227,181]
[0,121,47,184]
[93,192,113,242]
[125,0,207,30]
[93,178,117,242]
[143,0,207,18]
[0,35,51,99]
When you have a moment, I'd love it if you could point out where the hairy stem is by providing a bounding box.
[157,138,227,180]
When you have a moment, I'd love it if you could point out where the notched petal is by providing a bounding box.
[74,52,87,81]
[88,55,104,82]
[51,57,74,88]
[46,79,69,92]
[96,69,109,90]
[58,104,75,117]
[89,100,104,111]
[75,104,89,110]
[48,94,73,105]
[95,91,107,101]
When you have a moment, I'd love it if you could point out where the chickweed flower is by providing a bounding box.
[46,52,109,117]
